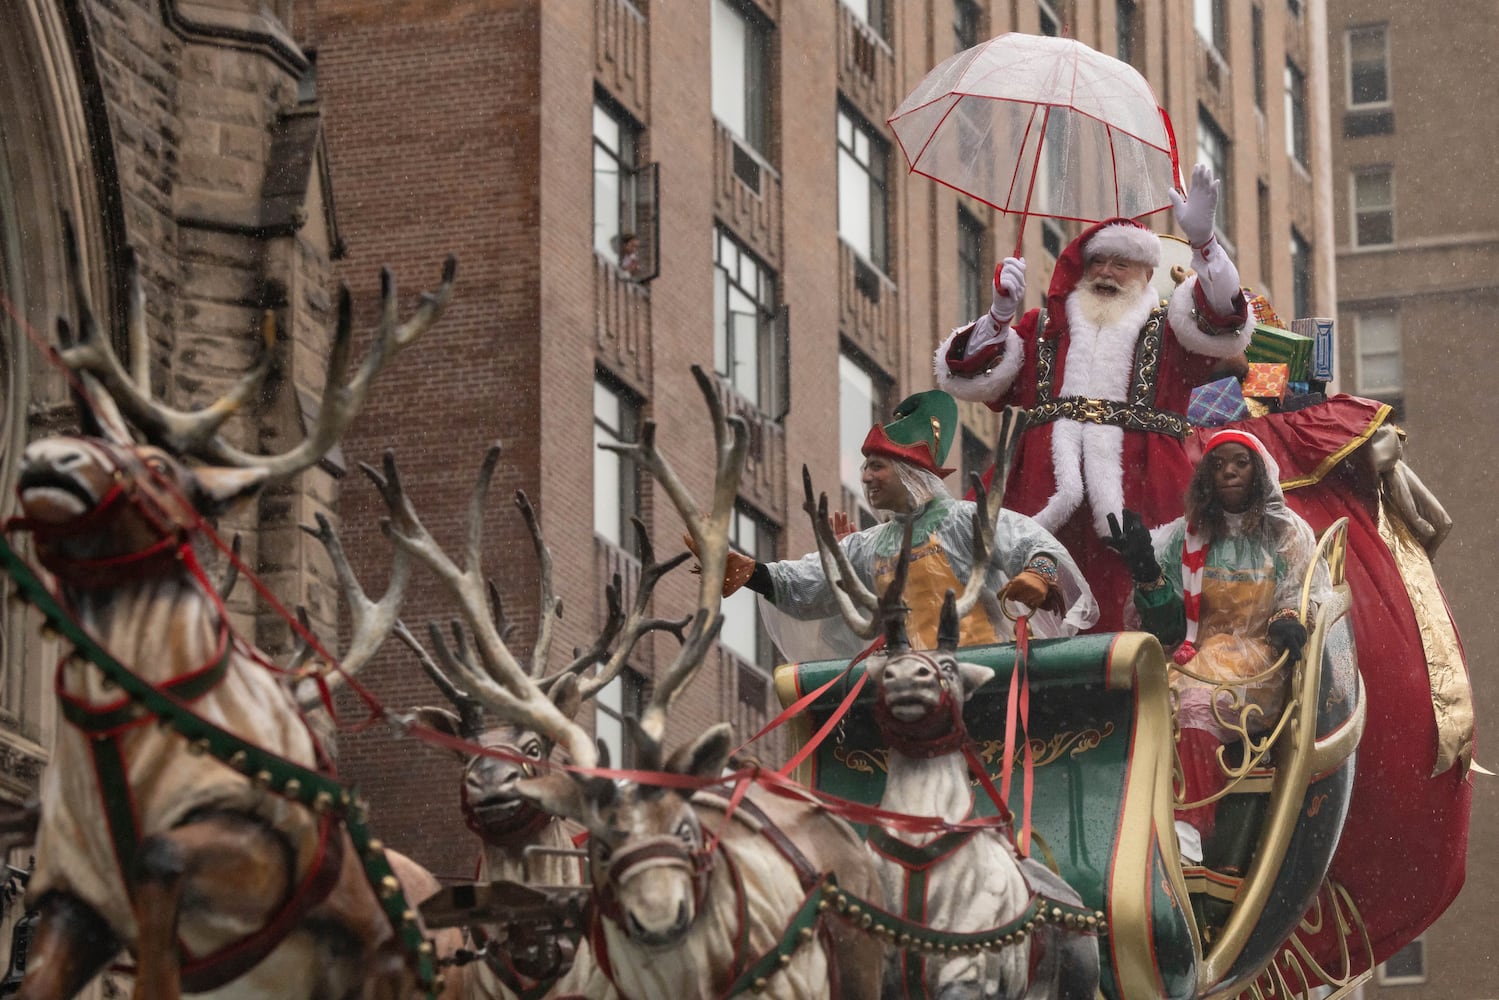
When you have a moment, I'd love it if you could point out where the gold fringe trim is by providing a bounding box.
[1378,497,1475,776]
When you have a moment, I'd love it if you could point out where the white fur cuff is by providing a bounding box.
[934,323,1025,403]
[1167,276,1253,358]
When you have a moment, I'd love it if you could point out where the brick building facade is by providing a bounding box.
[1325,2,1498,995]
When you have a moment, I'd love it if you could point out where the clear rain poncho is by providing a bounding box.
[1133,432,1333,738]
[761,465,1098,663]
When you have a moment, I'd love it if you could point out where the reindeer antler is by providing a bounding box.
[58,216,455,482]
[545,519,693,702]
[799,464,915,641]
[602,366,748,744]
[291,494,413,713]
[952,406,1029,620]
[372,446,601,769]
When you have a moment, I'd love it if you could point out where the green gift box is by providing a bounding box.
[1246,324,1313,382]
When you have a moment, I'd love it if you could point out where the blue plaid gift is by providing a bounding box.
[1188,377,1249,427]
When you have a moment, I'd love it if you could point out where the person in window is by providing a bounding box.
[614,232,641,278]
[1105,428,1328,857]
[700,390,1098,660]
[932,163,1253,633]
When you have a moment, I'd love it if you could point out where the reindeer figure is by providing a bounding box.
[800,409,1100,1000]
[8,234,455,1000]
[390,489,689,999]
[370,368,885,999]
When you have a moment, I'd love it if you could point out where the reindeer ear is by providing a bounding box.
[955,661,995,701]
[407,707,471,763]
[192,465,272,515]
[515,772,587,822]
[548,673,583,721]
[665,723,734,779]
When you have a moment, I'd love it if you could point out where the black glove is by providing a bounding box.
[1267,616,1308,662]
[1104,510,1161,585]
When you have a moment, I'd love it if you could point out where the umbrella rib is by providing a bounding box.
[1108,125,1121,215]
[907,98,968,177]
[1004,102,1043,214]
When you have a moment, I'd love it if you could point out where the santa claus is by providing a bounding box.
[934,163,1252,631]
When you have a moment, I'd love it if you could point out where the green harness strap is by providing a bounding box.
[0,537,439,998]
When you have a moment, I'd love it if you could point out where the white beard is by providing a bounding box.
[1030,280,1160,537]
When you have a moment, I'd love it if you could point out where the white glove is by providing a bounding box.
[1168,163,1219,249]
[989,257,1027,326]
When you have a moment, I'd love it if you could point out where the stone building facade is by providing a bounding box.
[0,0,348,985]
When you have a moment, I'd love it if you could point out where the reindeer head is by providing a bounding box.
[16,436,267,585]
[517,721,734,948]
[868,591,994,734]
[15,222,453,592]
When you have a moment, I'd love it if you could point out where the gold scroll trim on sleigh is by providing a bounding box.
[832,724,1116,776]
[1378,495,1475,776]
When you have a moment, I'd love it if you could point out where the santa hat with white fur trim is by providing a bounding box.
[1084,220,1161,268]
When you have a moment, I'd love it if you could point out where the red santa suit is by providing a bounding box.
[935,218,1253,631]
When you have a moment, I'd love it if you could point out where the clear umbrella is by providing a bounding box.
[889,33,1179,253]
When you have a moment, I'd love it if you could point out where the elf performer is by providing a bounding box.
[1204,398,1474,970]
[933,163,1254,633]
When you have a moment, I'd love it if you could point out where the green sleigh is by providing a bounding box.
[773,519,1366,999]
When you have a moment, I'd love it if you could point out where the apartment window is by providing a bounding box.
[1377,935,1425,986]
[721,506,777,672]
[1116,0,1139,67]
[595,667,645,768]
[594,378,642,553]
[954,0,982,52]
[957,207,987,323]
[1197,110,1231,243]
[1256,182,1272,287]
[1038,0,1060,37]
[1354,310,1401,398]
[842,0,886,39]
[1286,0,1301,18]
[1250,6,1266,110]
[714,226,780,413]
[839,353,882,525]
[1352,167,1394,247]
[711,0,770,157]
[837,107,889,270]
[1289,228,1311,320]
[1284,61,1309,168]
[1194,0,1225,54]
[1347,25,1390,107]
[594,99,640,269]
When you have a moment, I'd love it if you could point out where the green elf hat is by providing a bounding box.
[860,389,959,477]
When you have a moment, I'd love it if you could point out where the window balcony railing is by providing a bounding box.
[836,3,895,129]
[708,373,787,518]
[713,120,782,269]
[712,645,787,768]
[594,0,649,121]
[595,252,651,393]
[838,241,899,374]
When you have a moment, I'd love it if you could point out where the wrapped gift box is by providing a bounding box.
[1291,317,1336,381]
[1243,362,1290,401]
[1247,323,1313,381]
[1246,291,1285,330]
[1189,376,1249,427]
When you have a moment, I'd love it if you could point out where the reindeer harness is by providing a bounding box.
[0,526,440,996]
